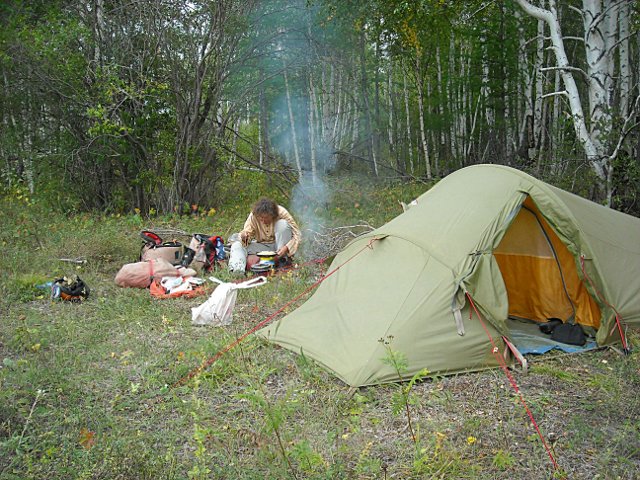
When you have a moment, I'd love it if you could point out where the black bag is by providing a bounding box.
[539,318,563,334]
[551,322,587,346]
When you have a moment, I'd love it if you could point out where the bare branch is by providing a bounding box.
[608,95,640,162]
[568,6,584,18]
[541,90,568,99]
[540,65,589,79]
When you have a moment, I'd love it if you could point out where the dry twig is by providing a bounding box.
[303,222,375,260]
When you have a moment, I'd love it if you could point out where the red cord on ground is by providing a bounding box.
[173,238,381,387]
[579,255,629,352]
[466,292,561,472]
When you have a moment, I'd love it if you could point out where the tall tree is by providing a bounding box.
[515,0,640,205]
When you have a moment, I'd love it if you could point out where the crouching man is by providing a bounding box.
[228,197,301,273]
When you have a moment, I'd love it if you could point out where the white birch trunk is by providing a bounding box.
[415,56,432,179]
[459,50,470,163]
[516,8,534,156]
[331,70,342,145]
[387,64,395,154]
[504,72,513,159]
[403,64,414,174]
[283,64,303,178]
[448,34,459,160]
[319,66,327,140]
[232,118,238,164]
[551,67,562,172]
[350,102,359,153]
[308,75,317,183]
[480,30,494,128]
[428,78,440,176]
[436,45,446,154]
[618,1,630,117]
[258,115,263,166]
[515,0,611,200]
[533,5,545,158]
[93,0,105,66]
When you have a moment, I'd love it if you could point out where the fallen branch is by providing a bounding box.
[58,257,87,264]
[303,223,375,260]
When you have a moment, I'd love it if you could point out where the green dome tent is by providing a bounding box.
[258,165,640,387]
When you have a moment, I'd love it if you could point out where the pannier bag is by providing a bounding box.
[115,258,190,288]
[139,230,184,266]
[51,274,90,302]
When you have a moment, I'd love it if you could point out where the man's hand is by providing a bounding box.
[240,231,249,245]
[276,245,289,257]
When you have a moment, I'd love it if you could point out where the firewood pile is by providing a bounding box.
[303,223,375,260]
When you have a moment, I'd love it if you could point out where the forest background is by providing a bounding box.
[1,0,639,217]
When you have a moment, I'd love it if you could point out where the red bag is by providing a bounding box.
[139,230,184,266]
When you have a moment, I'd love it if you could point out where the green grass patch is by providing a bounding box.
[1,177,639,479]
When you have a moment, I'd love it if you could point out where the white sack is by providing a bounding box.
[191,276,267,326]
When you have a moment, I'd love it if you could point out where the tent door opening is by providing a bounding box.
[493,197,601,333]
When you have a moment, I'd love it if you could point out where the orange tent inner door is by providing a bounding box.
[494,197,601,329]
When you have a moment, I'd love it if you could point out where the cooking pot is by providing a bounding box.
[256,250,276,265]
[251,261,274,276]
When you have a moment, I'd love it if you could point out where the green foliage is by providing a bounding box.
[612,153,640,216]
[289,440,327,475]
[379,336,429,446]
[492,449,516,470]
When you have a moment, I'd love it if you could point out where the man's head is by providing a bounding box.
[252,198,279,225]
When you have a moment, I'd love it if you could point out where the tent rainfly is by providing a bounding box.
[258,165,640,387]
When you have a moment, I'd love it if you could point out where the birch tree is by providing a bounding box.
[515,0,639,204]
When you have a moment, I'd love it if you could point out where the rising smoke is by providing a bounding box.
[258,0,339,259]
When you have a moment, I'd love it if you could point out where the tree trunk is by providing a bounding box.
[618,1,630,118]
[93,0,105,66]
[374,38,381,171]
[516,8,534,162]
[259,67,270,165]
[308,73,318,182]
[283,62,303,178]
[436,45,447,162]
[448,35,460,161]
[359,30,378,176]
[515,0,613,203]
[533,4,545,160]
[415,56,432,179]
[402,63,414,174]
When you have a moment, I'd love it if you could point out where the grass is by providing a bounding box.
[1,177,639,479]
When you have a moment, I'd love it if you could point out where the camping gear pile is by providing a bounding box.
[182,233,226,272]
[115,258,196,289]
[115,230,229,291]
[51,274,90,302]
[258,164,640,387]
